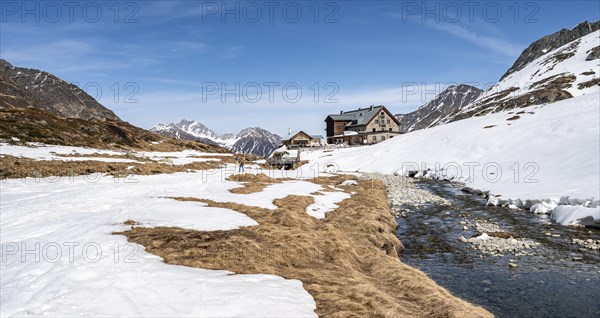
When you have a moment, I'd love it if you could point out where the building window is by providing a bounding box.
[389,128,392,131]
[381,136,385,141]
[380,112,384,116]
[372,128,376,132]
[372,136,377,142]
[387,119,390,124]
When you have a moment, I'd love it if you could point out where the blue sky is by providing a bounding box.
[1,0,598,135]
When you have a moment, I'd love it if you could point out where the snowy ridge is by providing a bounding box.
[453,30,600,120]
[484,30,598,98]
[151,120,282,157]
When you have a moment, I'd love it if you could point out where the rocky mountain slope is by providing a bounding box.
[151,120,282,157]
[0,107,224,152]
[0,60,221,152]
[0,59,120,121]
[452,28,599,121]
[500,20,599,80]
[395,85,483,132]
[399,21,599,131]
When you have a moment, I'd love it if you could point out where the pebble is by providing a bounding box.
[572,238,600,250]
[509,262,518,268]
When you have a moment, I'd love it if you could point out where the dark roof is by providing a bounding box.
[327,105,386,126]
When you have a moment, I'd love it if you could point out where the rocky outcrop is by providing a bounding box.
[586,45,600,61]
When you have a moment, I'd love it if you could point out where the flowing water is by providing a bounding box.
[396,179,600,318]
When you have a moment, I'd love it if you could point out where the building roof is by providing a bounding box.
[327,105,385,126]
[282,131,302,141]
[282,130,322,141]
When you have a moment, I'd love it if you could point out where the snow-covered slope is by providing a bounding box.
[151,120,281,157]
[1,165,347,316]
[301,91,600,224]
[452,30,599,121]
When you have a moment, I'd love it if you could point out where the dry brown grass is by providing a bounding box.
[225,173,280,183]
[123,219,138,226]
[223,173,289,194]
[118,177,492,318]
[53,152,157,163]
[0,155,224,179]
[0,107,227,153]
[228,183,271,194]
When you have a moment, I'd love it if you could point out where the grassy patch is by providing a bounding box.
[0,155,224,179]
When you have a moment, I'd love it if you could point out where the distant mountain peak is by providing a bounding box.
[150,120,282,157]
[396,84,483,132]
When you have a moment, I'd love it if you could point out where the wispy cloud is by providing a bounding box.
[389,13,524,59]
[424,21,523,57]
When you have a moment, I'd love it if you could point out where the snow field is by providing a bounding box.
[1,165,351,317]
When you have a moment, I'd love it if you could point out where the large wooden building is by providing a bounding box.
[325,105,401,145]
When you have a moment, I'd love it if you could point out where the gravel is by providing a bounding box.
[364,173,542,257]
[361,173,450,217]
[572,238,600,250]
[459,234,540,256]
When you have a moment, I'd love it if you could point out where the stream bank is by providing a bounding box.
[367,173,600,318]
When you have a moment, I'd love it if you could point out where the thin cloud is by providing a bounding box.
[425,21,523,57]
[390,13,524,58]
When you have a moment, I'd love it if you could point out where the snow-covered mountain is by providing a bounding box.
[150,120,282,157]
[397,21,599,131]
[500,20,599,80]
[452,25,599,122]
[395,84,483,132]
